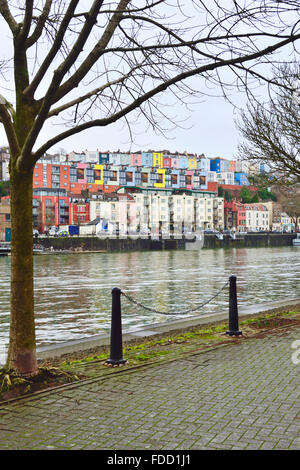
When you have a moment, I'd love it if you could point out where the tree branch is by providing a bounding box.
[17,0,34,44]
[23,0,81,98]
[47,71,138,118]
[26,0,52,48]
[0,103,20,158]
[0,0,18,35]
[33,33,300,161]
[52,0,131,104]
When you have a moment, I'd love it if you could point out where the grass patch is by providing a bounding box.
[133,350,171,362]
[44,308,300,379]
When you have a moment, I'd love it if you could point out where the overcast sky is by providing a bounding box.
[0,85,244,159]
[0,1,296,160]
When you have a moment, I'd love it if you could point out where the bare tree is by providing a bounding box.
[273,185,300,229]
[0,0,300,376]
[238,63,300,183]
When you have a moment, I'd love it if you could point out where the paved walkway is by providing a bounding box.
[0,326,299,450]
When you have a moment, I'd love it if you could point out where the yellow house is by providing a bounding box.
[154,168,165,188]
[94,164,103,185]
[188,157,197,170]
[152,152,163,168]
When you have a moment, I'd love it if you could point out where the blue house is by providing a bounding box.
[99,152,109,164]
[141,152,153,167]
[210,158,229,173]
[179,157,189,169]
[234,172,249,186]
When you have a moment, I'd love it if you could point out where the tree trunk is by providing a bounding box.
[6,165,38,376]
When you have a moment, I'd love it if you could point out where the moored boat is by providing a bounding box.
[292,233,300,246]
[0,242,11,254]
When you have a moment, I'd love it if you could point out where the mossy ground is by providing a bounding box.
[1,308,300,403]
[0,366,81,402]
[57,308,300,377]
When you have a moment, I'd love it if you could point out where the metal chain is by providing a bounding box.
[120,280,229,316]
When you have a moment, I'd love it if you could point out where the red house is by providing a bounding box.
[224,201,246,231]
[163,156,172,168]
[69,196,90,225]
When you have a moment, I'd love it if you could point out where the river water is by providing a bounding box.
[0,246,299,363]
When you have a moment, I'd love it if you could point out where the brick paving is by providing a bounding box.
[0,326,299,450]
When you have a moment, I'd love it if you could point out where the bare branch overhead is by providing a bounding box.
[0,0,299,171]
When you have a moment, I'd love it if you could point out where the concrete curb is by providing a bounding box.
[36,296,300,361]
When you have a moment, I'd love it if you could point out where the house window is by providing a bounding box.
[94,169,101,180]
[111,171,118,181]
[126,172,133,182]
[157,173,163,184]
[77,168,84,179]
[142,172,148,183]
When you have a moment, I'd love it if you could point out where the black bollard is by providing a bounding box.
[226,275,242,336]
[106,287,127,366]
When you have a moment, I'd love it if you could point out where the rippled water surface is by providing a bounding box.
[0,247,299,362]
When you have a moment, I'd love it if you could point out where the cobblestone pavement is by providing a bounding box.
[0,326,299,450]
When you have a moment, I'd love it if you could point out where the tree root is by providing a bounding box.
[0,366,79,399]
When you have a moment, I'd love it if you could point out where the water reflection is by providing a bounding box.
[0,247,299,362]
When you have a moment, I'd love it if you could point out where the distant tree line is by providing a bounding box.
[218,185,276,204]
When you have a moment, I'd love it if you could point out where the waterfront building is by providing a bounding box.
[69,195,90,225]
[244,203,270,231]
[89,192,119,222]
[272,204,282,231]
[260,201,274,230]
[224,201,246,231]
[280,212,294,232]
[120,186,219,233]
[89,192,135,235]
[32,188,70,232]
[213,197,225,231]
